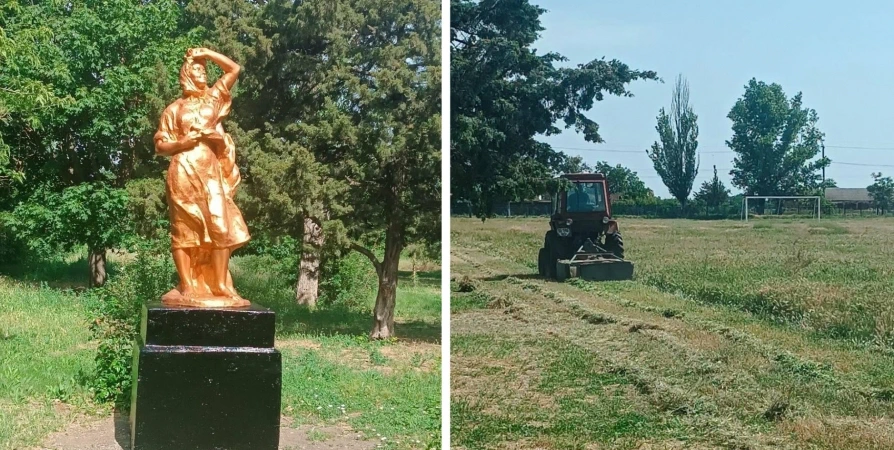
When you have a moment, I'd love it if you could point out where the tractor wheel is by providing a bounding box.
[543,231,563,279]
[604,231,625,259]
[537,247,548,276]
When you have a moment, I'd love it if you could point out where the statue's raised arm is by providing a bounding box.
[187,47,241,91]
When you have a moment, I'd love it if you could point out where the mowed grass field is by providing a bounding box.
[0,255,441,450]
[451,217,894,450]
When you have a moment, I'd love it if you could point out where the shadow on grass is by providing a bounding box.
[236,264,440,344]
[263,296,440,344]
[478,273,541,282]
[0,255,120,291]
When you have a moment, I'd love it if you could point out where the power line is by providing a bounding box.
[825,145,894,150]
[831,161,894,168]
[550,146,731,154]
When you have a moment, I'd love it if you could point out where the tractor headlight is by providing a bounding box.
[557,227,571,237]
[602,216,609,224]
[565,218,573,225]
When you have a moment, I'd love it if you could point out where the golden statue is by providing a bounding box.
[155,48,251,308]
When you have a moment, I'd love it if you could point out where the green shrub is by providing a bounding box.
[242,234,300,286]
[85,239,174,407]
[0,213,31,264]
[125,178,169,240]
[320,250,378,310]
[239,237,377,312]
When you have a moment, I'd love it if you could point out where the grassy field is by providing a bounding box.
[0,254,441,450]
[451,217,894,449]
[0,278,102,449]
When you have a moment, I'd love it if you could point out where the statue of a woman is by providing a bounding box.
[155,48,251,308]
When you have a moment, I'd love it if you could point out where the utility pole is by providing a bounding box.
[821,139,826,186]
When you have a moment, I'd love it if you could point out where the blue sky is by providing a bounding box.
[534,0,894,197]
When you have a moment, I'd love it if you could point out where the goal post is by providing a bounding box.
[742,196,821,222]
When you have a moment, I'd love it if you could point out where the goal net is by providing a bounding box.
[742,196,821,222]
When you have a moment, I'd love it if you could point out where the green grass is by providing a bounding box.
[232,254,442,449]
[457,217,894,346]
[394,284,441,323]
[452,336,686,449]
[280,339,440,448]
[0,278,101,450]
[0,252,441,450]
[451,217,894,449]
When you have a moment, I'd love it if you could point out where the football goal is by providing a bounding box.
[742,196,821,222]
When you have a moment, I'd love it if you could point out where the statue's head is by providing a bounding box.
[179,54,207,96]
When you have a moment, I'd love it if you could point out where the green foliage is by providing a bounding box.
[85,240,174,406]
[559,155,593,174]
[0,212,29,263]
[243,234,301,286]
[727,79,829,206]
[592,161,653,201]
[4,182,130,257]
[451,0,658,218]
[197,1,441,335]
[334,0,442,257]
[694,165,731,210]
[647,74,699,207]
[0,0,200,191]
[320,251,378,310]
[242,235,377,310]
[125,178,168,240]
[868,172,894,211]
[0,3,71,185]
[0,0,204,286]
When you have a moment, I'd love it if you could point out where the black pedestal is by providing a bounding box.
[130,301,282,450]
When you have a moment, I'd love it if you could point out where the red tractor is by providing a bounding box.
[537,173,634,281]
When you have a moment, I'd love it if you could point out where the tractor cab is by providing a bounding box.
[538,173,634,281]
[549,173,616,245]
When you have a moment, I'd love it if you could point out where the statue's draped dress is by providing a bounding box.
[155,79,250,253]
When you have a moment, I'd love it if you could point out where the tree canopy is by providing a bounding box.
[647,74,699,207]
[591,161,652,201]
[868,172,894,212]
[0,0,202,281]
[727,79,830,205]
[450,0,657,218]
[694,165,730,210]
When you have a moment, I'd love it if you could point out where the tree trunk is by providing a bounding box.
[370,225,402,339]
[88,246,107,288]
[296,216,324,307]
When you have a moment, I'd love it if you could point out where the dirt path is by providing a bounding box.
[451,233,894,449]
[35,414,376,450]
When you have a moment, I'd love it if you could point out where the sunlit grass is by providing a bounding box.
[0,278,101,450]
[232,255,442,449]
[451,217,894,449]
[0,251,441,450]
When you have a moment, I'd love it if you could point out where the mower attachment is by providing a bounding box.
[555,240,634,282]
